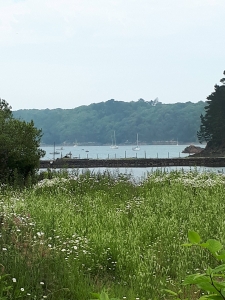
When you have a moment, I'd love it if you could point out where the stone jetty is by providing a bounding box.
[39,157,225,169]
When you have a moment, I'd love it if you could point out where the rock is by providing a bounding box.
[182,144,204,154]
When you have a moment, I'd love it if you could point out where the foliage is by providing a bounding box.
[0,99,12,120]
[0,98,45,184]
[197,71,225,147]
[0,270,29,299]
[1,169,225,299]
[13,99,205,145]
[165,231,225,299]
[90,290,120,300]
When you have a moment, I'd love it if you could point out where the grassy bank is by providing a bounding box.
[1,169,225,299]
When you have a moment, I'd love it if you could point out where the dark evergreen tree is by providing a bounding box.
[197,71,225,147]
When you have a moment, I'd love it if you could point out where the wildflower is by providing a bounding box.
[37,231,44,237]
[2,248,7,251]
[21,288,24,291]
[40,282,44,285]
[12,278,16,283]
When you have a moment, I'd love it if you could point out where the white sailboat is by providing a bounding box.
[132,133,140,151]
[50,142,60,160]
[110,131,118,149]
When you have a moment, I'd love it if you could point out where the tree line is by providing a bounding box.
[13,99,206,145]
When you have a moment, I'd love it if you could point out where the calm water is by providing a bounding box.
[41,144,193,160]
[40,144,224,180]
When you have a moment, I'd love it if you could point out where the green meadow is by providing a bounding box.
[1,169,225,299]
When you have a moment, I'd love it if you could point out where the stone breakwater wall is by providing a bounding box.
[39,157,225,169]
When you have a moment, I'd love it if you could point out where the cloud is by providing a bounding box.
[0,0,225,46]
[0,2,30,40]
[46,0,225,41]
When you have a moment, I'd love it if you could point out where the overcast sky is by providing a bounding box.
[0,0,225,110]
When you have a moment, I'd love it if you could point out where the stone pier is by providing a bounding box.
[39,157,225,169]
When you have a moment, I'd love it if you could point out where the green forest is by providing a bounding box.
[13,99,205,145]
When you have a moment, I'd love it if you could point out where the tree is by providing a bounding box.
[0,98,12,119]
[0,99,45,183]
[197,71,225,148]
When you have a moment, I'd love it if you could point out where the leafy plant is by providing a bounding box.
[90,290,120,300]
[0,273,12,300]
[0,269,26,300]
[165,231,225,299]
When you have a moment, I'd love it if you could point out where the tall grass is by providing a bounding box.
[1,169,225,299]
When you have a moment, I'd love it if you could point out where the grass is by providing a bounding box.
[1,168,225,299]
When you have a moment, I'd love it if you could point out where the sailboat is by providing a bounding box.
[50,142,60,160]
[110,131,118,149]
[132,133,140,151]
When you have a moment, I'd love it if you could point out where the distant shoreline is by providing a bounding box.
[40,142,204,147]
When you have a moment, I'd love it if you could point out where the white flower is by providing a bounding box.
[40,281,44,285]
[37,231,44,237]
[2,248,7,251]
[21,288,24,291]
[12,278,16,283]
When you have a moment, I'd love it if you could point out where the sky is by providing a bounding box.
[0,0,225,111]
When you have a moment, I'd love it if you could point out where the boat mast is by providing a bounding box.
[53,142,55,161]
[114,131,117,147]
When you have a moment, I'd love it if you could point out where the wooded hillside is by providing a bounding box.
[13,99,205,145]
